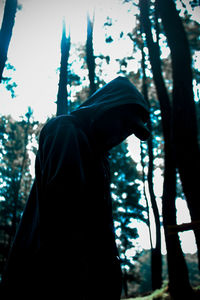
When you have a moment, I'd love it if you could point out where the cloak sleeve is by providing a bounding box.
[37,116,91,240]
[40,118,85,184]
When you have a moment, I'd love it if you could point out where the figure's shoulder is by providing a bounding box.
[39,115,76,139]
[41,115,72,131]
[39,115,90,149]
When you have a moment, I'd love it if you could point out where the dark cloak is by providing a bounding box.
[1,76,149,299]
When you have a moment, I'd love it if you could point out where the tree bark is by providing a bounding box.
[147,123,162,291]
[141,41,162,290]
[139,0,193,298]
[156,0,200,270]
[56,20,70,116]
[86,13,96,95]
[0,0,17,83]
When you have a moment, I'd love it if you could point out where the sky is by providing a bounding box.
[0,0,137,121]
[0,0,199,255]
[0,0,199,120]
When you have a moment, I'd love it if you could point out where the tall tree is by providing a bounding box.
[86,12,96,95]
[140,39,162,290]
[139,0,193,298]
[156,0,200,270]
[56,20,71,116]
[0,0,17,84]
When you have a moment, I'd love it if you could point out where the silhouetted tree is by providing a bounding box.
[140,38,162,291]
[156,0,200,270]
[0,0,17,84]
[139,0,193,298]
[86,12,96,95]
[56,20,71,116]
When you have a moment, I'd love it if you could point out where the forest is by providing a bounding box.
[0,0,200,299]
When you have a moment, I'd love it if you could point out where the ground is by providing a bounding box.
[121,285,200,300]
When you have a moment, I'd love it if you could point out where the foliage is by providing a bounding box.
[1,62,17,98]
[0,111,39,277]
[126,250,200,298]
[109,141,147,270]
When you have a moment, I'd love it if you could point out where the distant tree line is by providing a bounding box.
[0,109,40,278]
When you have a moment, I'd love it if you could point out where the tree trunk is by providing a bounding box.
[156,0,200,270]
[162,152,194,299]
[56,20,70,116]
[139,0,193,298]
[122,270,128,298]
[147,122,162,291]
[0,0,17,83]
[141,41,162,290]
[86,13,96,95]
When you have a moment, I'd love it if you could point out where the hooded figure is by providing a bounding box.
[1,76,149,299]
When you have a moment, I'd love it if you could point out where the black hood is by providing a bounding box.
[71,76,150,151]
